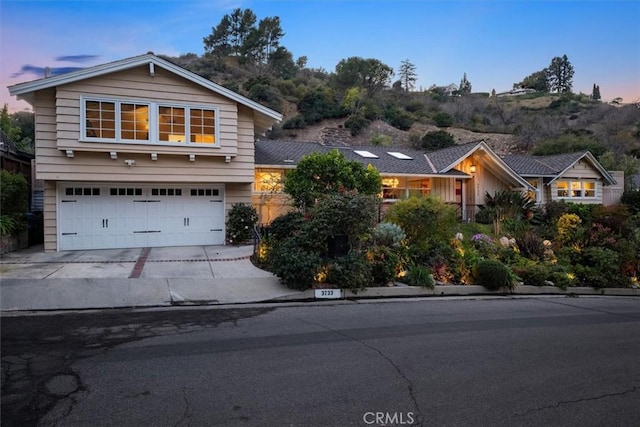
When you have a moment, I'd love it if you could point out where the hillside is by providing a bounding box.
[277,118,519,154]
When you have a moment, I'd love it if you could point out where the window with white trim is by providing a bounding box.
[557,180,597,199]
[82,97,219,147]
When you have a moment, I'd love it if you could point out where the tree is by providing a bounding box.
[0,104,20,142]
[283,150,381,210]
[333,57,394,98]
[547,55,574,93]
[459,72,472,95]
[592,84,601,100]
[420,131,455,151]
[515,69,549,92]
[203,8,257,57]
[397,59,417,92]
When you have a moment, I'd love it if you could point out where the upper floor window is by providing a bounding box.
[82,97,218,147]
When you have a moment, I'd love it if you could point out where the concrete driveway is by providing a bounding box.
[0,245,305,311]
[0,245,269,280]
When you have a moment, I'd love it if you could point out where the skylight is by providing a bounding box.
[354,150,379,159]
[387,152,413,160]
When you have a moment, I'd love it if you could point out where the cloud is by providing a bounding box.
[10,65,84,79]
[55,54,100,63]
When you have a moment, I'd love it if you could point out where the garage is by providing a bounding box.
[58,184,225,250]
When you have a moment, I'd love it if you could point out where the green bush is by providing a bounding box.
[226,203,258,244]
[432,111,453,127]
[401,264,435,288]
[268,211,304,243]
[472,259,514,291]
[384,196,457,246]
[282,115,306,129]
[0,170,28,235]
[0,215,17,237]
[513,263,550,287]
[621,189,640,214]
[516,231,546,261]
[474,206,495,224]
[370,134,393,146]
[344,114,371,136]
[366,245,401,286]
[420,130,455,151]
[268,236,322,290]
[326,252,372,291]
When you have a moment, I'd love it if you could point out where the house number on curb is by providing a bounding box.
[314,289,342,299]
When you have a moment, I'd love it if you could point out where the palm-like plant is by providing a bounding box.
[484,190,535,235]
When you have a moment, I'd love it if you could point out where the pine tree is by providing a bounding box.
[459,72,472,95]
[592,84,601,100]
[547,55,574,93]
[398,59,417,92]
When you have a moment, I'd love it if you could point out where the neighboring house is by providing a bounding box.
[253,140,533,223]
[501,151,620,205]
[8,53,282,252]
[429,83,458,97]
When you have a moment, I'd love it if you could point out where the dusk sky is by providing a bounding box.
[2,0,639,112]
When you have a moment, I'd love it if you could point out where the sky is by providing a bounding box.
[1,0,639,112]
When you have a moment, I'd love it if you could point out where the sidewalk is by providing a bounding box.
[0,245,305,311]
[1,245,638,313]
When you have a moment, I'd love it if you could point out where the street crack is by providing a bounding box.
[515,385,640,417]
[299,318,424,426]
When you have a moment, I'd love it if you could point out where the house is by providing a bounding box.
[253,140,534,223]
[8,53,282,252]
[429,83,458,97]
[501,151,621,205]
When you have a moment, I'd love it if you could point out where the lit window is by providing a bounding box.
[382,176,402,199]
[85,100,115,139]
[158,106,186,142]
[82,97,219,147]
[255,170,283,192]
[120,103,149,141]
[571,181,582,197]
[190,109,216,144]
[557,181,569,197]
[584,182,595,197]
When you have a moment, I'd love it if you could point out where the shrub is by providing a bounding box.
[575,247,623,288]
[474,206,495,224]
[432,111,453,127]
[384,196,457,246]
[226,203,258,244]
[326,252,372,291]
[420,130,455,151]
[516,231,546,261]
[370,134,393,146]
[621,189,640,214]
[513,263,550,287]
[0,170,28,235]
[366,245,401,286]
[268,236,322,290]
[401,264,435,288]
[0,215,17,237]
[268,211,305,243]
[344,114,371,136]
[373,222,406,247]
[556,213,582,245]
[282,115,306,129]
[472,259,514,291]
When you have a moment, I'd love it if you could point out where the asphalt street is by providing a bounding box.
[2,296,640,426]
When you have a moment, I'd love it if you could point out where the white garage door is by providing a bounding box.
[58,184,225,250]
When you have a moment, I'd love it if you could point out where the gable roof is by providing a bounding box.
[8,53,282,123]
[425,140,533,189]
[502,151,617,185]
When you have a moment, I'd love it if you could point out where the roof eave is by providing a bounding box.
[8,54,283,122]
[547,152,617,186]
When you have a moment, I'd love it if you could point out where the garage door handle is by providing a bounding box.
[184,218,190,226]
[211,229,223,232]
[102,219,109,228]
[61,232,77,236]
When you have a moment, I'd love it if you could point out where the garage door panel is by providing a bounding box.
[58,184,225,250]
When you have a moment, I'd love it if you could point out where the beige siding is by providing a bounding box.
[32,66,257,184]
[603,171,624,206]
[43,181,57,252]
[252,193,293,224]
[431,178,456,202]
